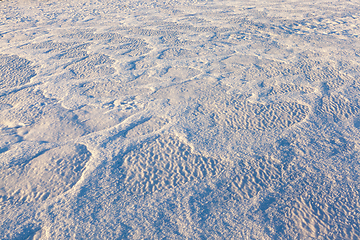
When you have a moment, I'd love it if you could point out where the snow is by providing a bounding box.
[1,0,360,239]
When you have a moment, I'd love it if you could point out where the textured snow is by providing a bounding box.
[1,0,360,239]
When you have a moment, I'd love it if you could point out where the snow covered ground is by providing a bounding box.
[1,0,360,239]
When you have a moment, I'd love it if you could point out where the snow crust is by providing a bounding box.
[1,0,360,239]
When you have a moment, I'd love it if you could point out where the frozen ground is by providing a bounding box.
[1,0,360,239]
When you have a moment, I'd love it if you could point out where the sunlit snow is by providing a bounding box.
[1,0,360,239]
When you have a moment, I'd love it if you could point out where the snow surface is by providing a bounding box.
[1,0,360,239]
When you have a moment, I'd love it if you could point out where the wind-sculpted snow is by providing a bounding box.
[0,54,36,89]
[0,87,87,142]
[1,0,360,239]
[125,117,168,138]
[113,135,224,195]
[23,40,81,52]
[228,156,284,201]
[1,144,91,205]
[65,53,115,78]
[195,95,309,131]
[317,94,360,121]
[265,83,314,96]
[159,48,199,59]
